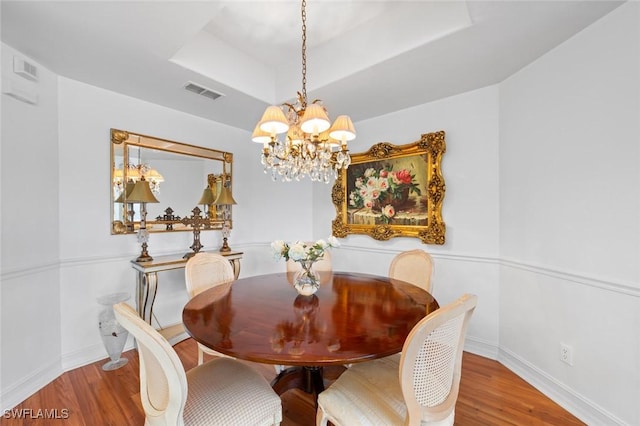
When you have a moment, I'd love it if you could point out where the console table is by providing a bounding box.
[130,251,243,332]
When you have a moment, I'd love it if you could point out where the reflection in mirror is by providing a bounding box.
[110,129,233,235]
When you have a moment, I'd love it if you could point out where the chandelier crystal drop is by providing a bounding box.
[252,0,355,183]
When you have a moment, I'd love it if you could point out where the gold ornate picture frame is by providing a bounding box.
[331,131,446,244]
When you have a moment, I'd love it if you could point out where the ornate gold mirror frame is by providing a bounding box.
[111,129,233,235]
[331,131,446,244]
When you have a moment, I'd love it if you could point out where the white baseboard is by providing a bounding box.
[61,341,135,371]
[463,335,499,360]
[1,358,63,413]
[498,347,627,426]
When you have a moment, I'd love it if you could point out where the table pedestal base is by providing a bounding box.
[271,365,347,400]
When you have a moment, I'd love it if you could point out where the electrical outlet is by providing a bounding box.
[560,343,573,365]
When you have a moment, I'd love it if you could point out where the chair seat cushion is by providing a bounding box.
[184,358,282,426]
[319,355,406,425]
[318,355,454,426]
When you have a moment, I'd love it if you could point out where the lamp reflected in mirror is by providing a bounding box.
[214,175,237,252]
[197,185,216,219]
[127,177,159,262]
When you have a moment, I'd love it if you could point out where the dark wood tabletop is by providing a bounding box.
[182,271,439,368]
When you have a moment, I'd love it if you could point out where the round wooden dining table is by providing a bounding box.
[182,271,439,397]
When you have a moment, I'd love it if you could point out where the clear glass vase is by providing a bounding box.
[97,292,130,371]
[293,260,321,296]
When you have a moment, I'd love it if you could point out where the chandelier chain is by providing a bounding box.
[254,0,353,183]
[301,0,307,106]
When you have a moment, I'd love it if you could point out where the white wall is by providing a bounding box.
[56,76,315,366]
[1,3,638,424]
[0,72,313,408]
[1,44,62,409]
[313,85,502,358]
[499,3,639,424]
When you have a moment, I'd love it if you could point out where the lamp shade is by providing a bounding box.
[251,123,272,144]
[258,105,290,135]
[300,104,330,134]
[198,186,216,205]
[146,168,164,183]
[126,165,141,181]
[317,130,340,147]
[127,179,159,203]
[115,181,135,203]
[214,186,237,205]
[329,115,356,142]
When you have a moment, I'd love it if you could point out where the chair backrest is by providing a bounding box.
[388,249,434,293]
[113,302,188,426]
[185,252,235,298]
[285,244,333,274]
[399,293,477,425]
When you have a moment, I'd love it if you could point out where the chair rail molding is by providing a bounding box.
[500,258,640,298]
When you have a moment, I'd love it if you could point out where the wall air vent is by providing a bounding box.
[13,56,38,82]
[184,82,224,101]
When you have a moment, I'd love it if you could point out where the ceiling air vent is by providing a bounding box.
[184,82,224,101]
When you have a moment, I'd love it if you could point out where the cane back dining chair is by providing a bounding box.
[389,249,434,293]
[185,252,236,365]
[113,302,282,426]
[316,293,478,426]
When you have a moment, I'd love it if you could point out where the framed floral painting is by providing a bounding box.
[331,131,446,244]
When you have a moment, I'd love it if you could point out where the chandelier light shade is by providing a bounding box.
[252,123,272,144]
[253,0,353,183]
[299,104,330,134]
[113,162,164,196]
[329,115,356,143]
[259,106,290,135]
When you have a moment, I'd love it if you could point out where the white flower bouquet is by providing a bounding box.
[271,236,341,263]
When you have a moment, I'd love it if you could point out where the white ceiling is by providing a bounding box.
[1,1,624,132]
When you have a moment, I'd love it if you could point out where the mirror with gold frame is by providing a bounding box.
[331,131,446,244]
[110,129,233,235]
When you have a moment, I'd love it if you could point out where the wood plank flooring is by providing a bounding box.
[2,338,585,425]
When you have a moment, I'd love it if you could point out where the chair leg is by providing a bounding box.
[316,406,329,426]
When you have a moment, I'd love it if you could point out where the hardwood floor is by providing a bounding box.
[3,338,585,425]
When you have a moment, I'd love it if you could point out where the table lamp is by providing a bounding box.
[197,185,216,219]
[214,175,237,252]
[127,177,159,262]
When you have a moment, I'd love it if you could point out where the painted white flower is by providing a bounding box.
[378,178,389,191]
[288,243,306,261]
[364,168,376,178]
[383,204,395,218]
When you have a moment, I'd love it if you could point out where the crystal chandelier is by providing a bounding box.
[252,0,355,183]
